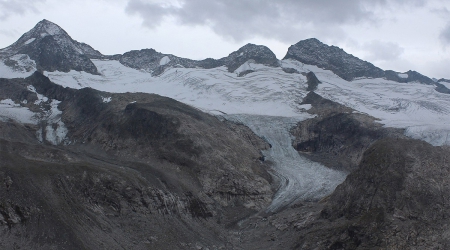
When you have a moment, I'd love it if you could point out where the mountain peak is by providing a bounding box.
[33,19,66,36]
[284,38,384,81]
[224,43,279,72]
[0,19,101,75]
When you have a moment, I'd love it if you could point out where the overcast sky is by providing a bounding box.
[1,0,450,78]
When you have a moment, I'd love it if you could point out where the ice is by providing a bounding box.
[225,114,347,212]
[159,56,171,66]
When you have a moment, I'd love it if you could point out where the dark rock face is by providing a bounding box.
[291,92,404,172]
[119,49,223,76]
[385,70,434,84]
[284,38,385,81]
[118,43,279,75]
[0,19,101,74]
[305,71,321,91]
[222,43,279,73]
[315,138,450,249]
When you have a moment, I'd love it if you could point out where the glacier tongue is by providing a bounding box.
[225,114,347,212]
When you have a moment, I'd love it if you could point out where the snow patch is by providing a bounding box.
[0,99,36,124]
[233,60,273,75]
[159,56,171,66]
[28,85,49,104]
[24,38,36,45]
[45,120,68,145]
[398,73,408,79]
[439,81,450,89]
[44,23,63,36]
[0,54,36,78]
[41,99,69,145]
[102,96,112,103]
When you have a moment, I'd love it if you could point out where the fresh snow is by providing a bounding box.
[159,56,171,66]
[398,73,408,78]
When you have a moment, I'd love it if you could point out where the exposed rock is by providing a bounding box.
[385,70,434,85]
[284,38,384,81]
[313,138,450,249]
[305,71,321,91]
[291,92,404,172]
[222,43,279,73]
[0,72,274,249]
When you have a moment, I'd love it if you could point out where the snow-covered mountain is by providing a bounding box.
[1,19,450,249]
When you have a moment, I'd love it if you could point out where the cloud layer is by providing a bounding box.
[0,0,45,20]
[125,0,424,43]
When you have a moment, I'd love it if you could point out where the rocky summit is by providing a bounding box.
[1,19,450,249]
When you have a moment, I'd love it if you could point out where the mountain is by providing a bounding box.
[284,38,436,85]
[284,38,385,81]
[0,19,101,75]
[119,43,279,76]
[1,20,450,249]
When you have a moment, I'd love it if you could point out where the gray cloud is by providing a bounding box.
[125,0,425,43]
[0,0,46,20]
[365,40,405,61]
[440,22,450,45]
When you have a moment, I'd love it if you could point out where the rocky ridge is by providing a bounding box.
[283,38,441,87]
[119,43,279,76]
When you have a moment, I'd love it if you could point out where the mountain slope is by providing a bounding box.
[0,72,274,249]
